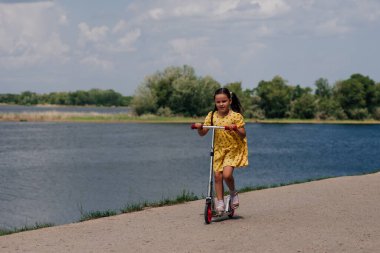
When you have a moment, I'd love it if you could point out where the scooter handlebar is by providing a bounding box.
[190,124,237,131]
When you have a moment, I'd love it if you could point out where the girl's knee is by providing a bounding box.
[223,166,234,180]
[223,173,234,182]
[214,172,223,183]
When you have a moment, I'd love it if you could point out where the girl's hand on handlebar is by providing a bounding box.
[226,124,238,131]
[192,123,203,129]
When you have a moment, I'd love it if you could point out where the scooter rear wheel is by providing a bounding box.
[204,203,212,224]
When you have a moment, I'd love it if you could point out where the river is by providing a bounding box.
[0,121,379,229]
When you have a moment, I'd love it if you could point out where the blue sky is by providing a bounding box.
[1,0,379,95]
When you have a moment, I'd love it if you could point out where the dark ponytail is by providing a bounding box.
[211,87,243,125]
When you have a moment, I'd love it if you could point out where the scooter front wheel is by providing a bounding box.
[204,202,212,224]
[228,208,235,218]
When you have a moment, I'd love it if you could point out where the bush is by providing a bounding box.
[157,107,173,117]
[346,108,369,120]
[290,94,316,119]
[372,107,380,120]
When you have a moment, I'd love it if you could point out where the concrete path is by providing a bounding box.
[1,173,379,253]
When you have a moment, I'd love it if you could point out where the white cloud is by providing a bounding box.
[80,55,113,70]
[112,20,128,34]
[0,1,69,68]
[354,0,380,22]
[142,0,290,21]
[251,0,290,17]
[78,23,109,45]
[148,8,165,20]
[169,37,209,58]
[315,18,351,36]
[116,29,141,52]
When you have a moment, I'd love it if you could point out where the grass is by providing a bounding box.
[249,118,380,124]
[79,210,118,222]
[120,190,199,214]
[79,190,199,222]
[0,111,202,123]
[0,223,54,236]
[1,111,380,124]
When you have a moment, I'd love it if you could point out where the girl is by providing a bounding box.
[193,87,248,214]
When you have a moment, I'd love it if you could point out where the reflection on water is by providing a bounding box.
[0,122,379,228]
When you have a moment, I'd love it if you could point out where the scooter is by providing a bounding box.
[191,124,236,224]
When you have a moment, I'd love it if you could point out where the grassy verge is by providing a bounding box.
[120,190,199,214]
[1,111,380,124]
[0,112,201,123]
[79,190,199,222]
[0,223,54,236]
[248,118,380,124]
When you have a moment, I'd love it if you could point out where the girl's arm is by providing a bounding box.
[230,124,246,138]
[193,123,209,136]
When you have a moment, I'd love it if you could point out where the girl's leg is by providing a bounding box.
[223,166,239,208]
[214,171,224,200]
[214,171,225,213]
[223,166,235,192]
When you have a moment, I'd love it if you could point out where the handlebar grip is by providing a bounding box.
[224,125,237,131]
[191,123,203,129]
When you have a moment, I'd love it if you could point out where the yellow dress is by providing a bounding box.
[204,110,249,172]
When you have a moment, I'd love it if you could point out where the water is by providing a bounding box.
[0,122,379,229]
[0,105,130,114]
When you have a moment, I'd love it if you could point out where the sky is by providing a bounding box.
[0,0,379,96]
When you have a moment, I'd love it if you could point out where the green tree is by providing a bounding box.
[132,65,220,116]
[291,85,312,101]
[146,65,196,109]
[255,76,292,118]
[290,93,316,119]
[350,73,376,112]
[131,85,157,115]
[168,76,219,116]
[334,78,367,119]
[316,98,346,120]
[19,91,39,105]
[314,78,332,99]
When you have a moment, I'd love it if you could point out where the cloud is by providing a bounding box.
[169,37,209,57]
[116,29,141,52]
[140,0,290,21]
[77,21,141,53]
[0,0,52,3]
[78,23,110,45]
[0,1,69,68]
[112,20,129,34]
[80,55,113,70]
[315,18,351,36]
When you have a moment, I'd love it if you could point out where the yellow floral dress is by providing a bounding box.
[204,110,249,172]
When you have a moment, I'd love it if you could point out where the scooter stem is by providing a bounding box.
[207,128,215,198]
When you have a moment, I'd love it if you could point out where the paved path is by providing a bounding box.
[1,173,379,253]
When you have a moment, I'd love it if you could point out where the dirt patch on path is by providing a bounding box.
[1,173,379,253]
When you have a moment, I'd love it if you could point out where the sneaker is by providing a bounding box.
[215,200,225,215]
[230,191,239,209]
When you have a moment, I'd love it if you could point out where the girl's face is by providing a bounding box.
[215,93,231,115]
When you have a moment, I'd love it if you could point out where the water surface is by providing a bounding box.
[0,122,379,229]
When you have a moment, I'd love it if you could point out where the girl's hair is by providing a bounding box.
[211,87,243,125]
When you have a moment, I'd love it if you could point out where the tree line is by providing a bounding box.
[0,89,132,107]
[2,65,380,120]
[131,65,380,120]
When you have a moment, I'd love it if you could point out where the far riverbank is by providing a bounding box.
[1,110,380,124]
